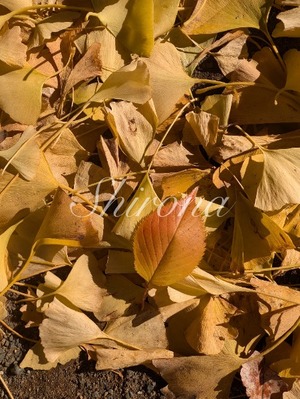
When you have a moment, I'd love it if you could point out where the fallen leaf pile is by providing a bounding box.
[1,0,300,397]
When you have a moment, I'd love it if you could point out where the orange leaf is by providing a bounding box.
[133,190,206,286]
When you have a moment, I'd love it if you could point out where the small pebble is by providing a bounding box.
[9,363,24,376]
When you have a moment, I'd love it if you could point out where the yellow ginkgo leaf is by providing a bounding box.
[91,0,154,56]
[231,193,294,272]
[90,60,151,105]
[0,67,47,124]
[0,126,39,180]
[182,0,273,35]
[283,49,300,92]
[143,41,198,123]
[106,101,154,165]
[113,174,160,241]
[241,147,300,211]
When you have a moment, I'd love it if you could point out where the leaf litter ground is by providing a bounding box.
[1,1,300,399]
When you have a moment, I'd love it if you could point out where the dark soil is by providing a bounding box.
[0,291,167,399]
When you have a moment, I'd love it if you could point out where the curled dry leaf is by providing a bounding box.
[133,189,206,286]
[273,7,300,38]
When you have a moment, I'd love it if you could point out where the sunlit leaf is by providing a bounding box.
[0,221,21,291]
[113,174,160,241]
[20,342,80,371]
[29,11,81,49]
[92,347,173,370]
[35,189,105,248]
[153,341,244,399]
[185,295,238,355]
[231,193,294,272]
[182,0,273,35]
[0,67,47,124]
[133,190,206,286]
[0,126,39,180]
[90,60,151,104]
[153,0,180,37]
[92,0,154,56]
[241,147,300,211]
[40,297,109,363]
[106,101,154,164]
[143,41,198,123]
[0,25,26,67]
[50,253,106,313]
[0,0,31,10]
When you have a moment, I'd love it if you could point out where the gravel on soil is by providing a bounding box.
[0,290,167,399]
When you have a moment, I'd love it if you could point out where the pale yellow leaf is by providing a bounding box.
[0,67,47,124]
[242,148,300,211]
[273,7,300,38]
[20,342,80,370]
[113,174,160,241]
[54,253,106,313]
[0,26,26,67]
[106,101,154,164]
[92,347,174,370]
[40,297,108,363]
[143,41,198,123]
[0,126,39,180]
[90,60,151,104]
[182,0,272,34]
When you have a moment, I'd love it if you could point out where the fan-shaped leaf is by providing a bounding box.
[0,67,47,124]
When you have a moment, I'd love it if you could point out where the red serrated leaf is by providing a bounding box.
[133,189,206,286]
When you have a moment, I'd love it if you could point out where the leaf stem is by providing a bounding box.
[0,319,38,344]
[147,98,198,174]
